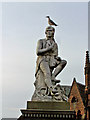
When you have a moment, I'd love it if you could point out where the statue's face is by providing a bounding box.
[45,27,55,38]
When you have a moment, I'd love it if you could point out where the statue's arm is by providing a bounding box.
[36,40,55,55]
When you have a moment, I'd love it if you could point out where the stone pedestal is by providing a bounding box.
[18,101,76,120]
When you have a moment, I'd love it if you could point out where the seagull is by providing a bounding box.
[46,16,58,26]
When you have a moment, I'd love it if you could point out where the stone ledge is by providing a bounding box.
[21,109,76,119]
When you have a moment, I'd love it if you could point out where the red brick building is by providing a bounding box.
[68,51,90,120]
[68,78,85,116]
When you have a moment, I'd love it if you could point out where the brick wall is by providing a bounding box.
[68,81,85,115]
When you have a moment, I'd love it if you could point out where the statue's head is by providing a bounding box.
[45,26,55,38]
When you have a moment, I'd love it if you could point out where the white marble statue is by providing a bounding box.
[31,26,67,101]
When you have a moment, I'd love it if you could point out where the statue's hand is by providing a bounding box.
[36,40,55,55]
[55,56,61,61]
[48,42,55,50]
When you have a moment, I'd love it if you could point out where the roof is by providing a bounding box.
[76,82,85,105]
[68,78,85,105]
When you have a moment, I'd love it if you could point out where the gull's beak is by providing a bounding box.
[46,16,49,18]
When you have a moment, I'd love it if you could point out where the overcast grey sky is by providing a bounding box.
[0,1,88,118]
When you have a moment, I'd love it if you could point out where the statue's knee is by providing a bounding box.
[63,60,67,65]
[61,60,67,67]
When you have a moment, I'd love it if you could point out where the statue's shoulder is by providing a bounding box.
[39,38,46,42]
[37,38,46,44]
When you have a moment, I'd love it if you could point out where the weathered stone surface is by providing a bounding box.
[27,101,70,110]
[31,26,67,101]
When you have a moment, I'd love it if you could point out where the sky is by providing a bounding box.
[0,1,88,119]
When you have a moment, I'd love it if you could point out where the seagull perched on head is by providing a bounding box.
[46,16,58,26]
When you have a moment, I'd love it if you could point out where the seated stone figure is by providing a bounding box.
[31,26,67,101]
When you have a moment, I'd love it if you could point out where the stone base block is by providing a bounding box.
[18,101,76,120]
[27,101,70,110]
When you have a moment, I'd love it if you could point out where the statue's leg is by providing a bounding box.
[52,60,67,79]
[40,61,52,89]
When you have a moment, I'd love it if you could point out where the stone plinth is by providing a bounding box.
[18,101,76,120]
